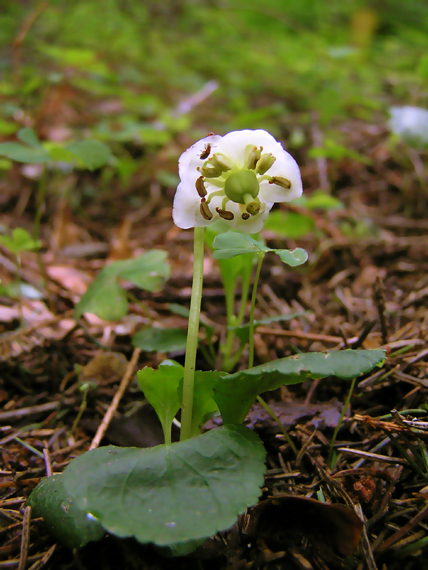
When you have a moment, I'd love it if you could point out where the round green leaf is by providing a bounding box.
[213,349,386,423]
[63,425,265,546]
[274,247,308,267]
[28,474,104,549]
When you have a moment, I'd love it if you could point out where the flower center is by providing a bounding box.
[224,170,259,204]
[195,145,282,222]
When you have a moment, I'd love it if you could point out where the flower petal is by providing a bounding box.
[258,150,303,203]
[178,134,222,184]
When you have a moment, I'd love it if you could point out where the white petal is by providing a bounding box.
[178,134,223,184]
[172,182,212,229]
[216,129,283,167]
[258,150,303,203]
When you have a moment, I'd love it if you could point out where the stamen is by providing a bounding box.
[195,176,207,198]
[206,189,226,204]
[200,199,213,220]
[245,145,262,170]
[269,176,291,189]
[241,212,250,220]
[255,153,276,175]
[215,207,234,221]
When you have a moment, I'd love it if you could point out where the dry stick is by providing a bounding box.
[42,448,52,477]
[27,545,56,570]
[354,504,378,570]
[256,326,344,344]
[90,348,141,450]
[18,506,31,570]
[377,502,428,553]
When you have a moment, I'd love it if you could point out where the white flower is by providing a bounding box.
[173,129,303,233]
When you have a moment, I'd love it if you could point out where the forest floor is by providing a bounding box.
[1,103,428,570]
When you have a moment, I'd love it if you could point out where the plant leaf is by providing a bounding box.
[212,232,308,267]
[274,247,308,266]
[17,128,42,148]
[63,425,265,547]
[137,360,183,442]
[0,142,49,163]
[102,250,170,291]
[28,474,104,549]
[212,349,386,423]
[132,327,187,353]
[75,276,128,320]
[64,140,112,170]
[212,232,269,259]
[75,251,170,320]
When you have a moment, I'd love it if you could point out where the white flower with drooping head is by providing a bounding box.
[173,129,303,233]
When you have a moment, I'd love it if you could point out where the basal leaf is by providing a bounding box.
[137,360,183,443]
[213,350,386,423]
[28,474,104,549]
[63,425,266,547]
[133,327,187,353]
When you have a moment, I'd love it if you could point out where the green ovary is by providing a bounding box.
[224,170,260,204]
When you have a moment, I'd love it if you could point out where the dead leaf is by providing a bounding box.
[246,495,363,556]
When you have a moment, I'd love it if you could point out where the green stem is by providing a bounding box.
[328,376,356,468]
[33,164,46,241]
[248,253,264,369]
[180,226,205,441]
[248,252,299,458]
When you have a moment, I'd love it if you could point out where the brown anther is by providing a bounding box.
[195,176,207,197]
[241,212,250,220]
[215,207,234,221]
[200,200,213,220]
[269,176,291,189]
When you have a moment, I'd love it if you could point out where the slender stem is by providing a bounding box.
[16,253,24,324]
[248,253,264,369]
[247,252,299,457]
[33,164,46,241]
[180,226,205,441]
[328,376,356,468]
[256,395,299,457]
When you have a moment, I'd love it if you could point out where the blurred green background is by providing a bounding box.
[0,0,427,203]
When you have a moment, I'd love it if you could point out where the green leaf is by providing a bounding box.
[75,251,170,320]
[102,250,170,291]
[0,228,42,254]
[132,327,187,353]
[213,349,386,423]
[212,232,269,259]
[63,425,265,547]
[137,360,183,442]
[0,142,49,163]
[275,248,308,266]
[75,276,128,320]
[213,232,308,267]
[17,128,42,148]
[64,140,112,170]
[28,474,104,549]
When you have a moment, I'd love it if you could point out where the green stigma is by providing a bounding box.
[224,170,259,205]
